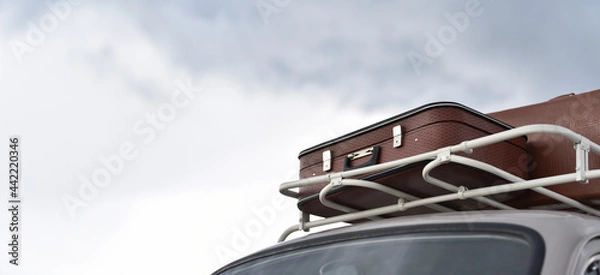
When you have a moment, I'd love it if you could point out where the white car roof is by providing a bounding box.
[300,210,600,275]
[215,210,600,275]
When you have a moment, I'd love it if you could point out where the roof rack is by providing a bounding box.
[278,124,600,242]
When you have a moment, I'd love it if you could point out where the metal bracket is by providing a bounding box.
[457,186,468,200]
[576,140,590,184]
[397,198,406,211]
[323,150,332,172]
[299,211,310,232]
[330,175,343,187]
[459,141,474,154]
[347,147,374,160]
[393,125,402,148]
[437,148,452,163]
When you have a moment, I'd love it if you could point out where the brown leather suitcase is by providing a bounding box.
[298,102,528,220]
[488,89,600,208]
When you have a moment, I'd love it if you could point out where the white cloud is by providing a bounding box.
[0,6,387,270]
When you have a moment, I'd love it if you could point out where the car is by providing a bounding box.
[213,210,600,275]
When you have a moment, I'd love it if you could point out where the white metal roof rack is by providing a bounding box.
[278,124,600,242]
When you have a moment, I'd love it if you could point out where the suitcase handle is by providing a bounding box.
[343,146,381,171]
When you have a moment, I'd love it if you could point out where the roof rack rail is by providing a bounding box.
[278,124,600,242]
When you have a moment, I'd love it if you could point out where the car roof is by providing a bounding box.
[214,210,600,275]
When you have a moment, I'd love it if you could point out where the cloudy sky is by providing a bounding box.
[0,0,599,274]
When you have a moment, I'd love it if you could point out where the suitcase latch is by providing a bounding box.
[323,150,332,172]
[393,125,402,148]
[347,147,375,160]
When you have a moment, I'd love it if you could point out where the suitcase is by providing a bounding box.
[298,102,529,220]
[488,89,600,208]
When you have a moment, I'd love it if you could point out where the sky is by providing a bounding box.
[0,0,599,274]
